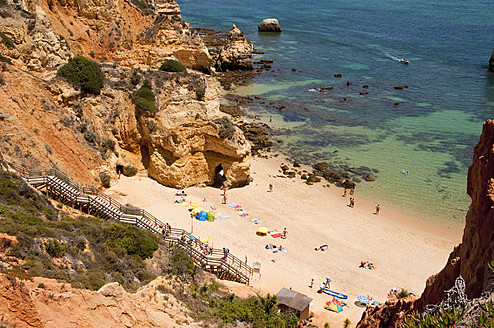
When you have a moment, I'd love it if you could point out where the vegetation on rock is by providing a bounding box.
[57,56,104,95]
[132,86,157,112]
[123,165,138,177]
[159,59,186,72]
[0,171,160,291]
[0,32,15,49]
[99,171,111,188]
[103,223,158,260]
[214,116,236,140]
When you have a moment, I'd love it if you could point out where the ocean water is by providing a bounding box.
[180,0,494,226]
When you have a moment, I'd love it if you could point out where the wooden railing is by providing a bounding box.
[6,161,252,283]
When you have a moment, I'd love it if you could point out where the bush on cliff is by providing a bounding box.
[132,86,157,112]
[123,165,138,177]
[213,116,236,140]
[57,56,104,95]
[159,59,186,73]
[103,223,158,260]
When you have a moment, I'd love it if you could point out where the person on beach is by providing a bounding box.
[310,278,314,288]
[375,204,380,215]
[269,183,273,192]
[349,197,355,208]
[269,116,272,122]
[343,188,347,197]
[222,193,227,204]
[350,188,355,195]
[282,228,288,239]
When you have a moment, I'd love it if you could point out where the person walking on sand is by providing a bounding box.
[222,192,227,204]
[269,183,273,192]
[350,188,355,195]
[310,278,314,288]
[349,197,355,208]
[375,204,380,215]
[343,188,347,197]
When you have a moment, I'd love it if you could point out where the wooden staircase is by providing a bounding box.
[5,162,253,285]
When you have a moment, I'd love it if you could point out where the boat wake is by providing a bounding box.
[382,50,402,62]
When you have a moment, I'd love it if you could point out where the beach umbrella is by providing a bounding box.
[325,297,343,313]
[357,296,370,304]
[198,211,207,221]
[190,202,201,207]
[207,211,215,222]
[257,227,269,234]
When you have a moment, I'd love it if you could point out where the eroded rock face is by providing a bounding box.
[357,119,494,327]
[258,18,282,32]
[0,4,71,73]
[216,25,255,71]
[68,65,251,189]
[18,0,211,71]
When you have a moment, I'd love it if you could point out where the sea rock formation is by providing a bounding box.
[490,48,494,72]
[216,25,255,71]
[356,119,494,327]
[258,18,282,32]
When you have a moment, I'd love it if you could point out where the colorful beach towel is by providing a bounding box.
[227,203,238,207]
[271,233,283,238]
[250,218,263,224]
[217,215,231,220]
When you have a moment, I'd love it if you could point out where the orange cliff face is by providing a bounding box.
[20,0,211,70]
[357,119,494,327]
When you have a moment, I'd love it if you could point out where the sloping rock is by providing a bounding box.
[18,0,211,71]
[258,18,282,32]
[216,25,255,71]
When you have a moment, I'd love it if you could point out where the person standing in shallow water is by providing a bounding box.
[269,184,273,192]
[375,204,380,215]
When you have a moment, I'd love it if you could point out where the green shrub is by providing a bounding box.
[132,86,156,112]
[101,138,116,153]
[57,56,104,95]
[46,239,68,258]
[396,289,410,299]
[0,54,11,65]
[196,87,205,100]
[83,130,97,145]
[159,59,186,72]
[213,116,236,139]
[103,223,158,260]
[99,172,111,188]
[123,165,138,177]
[0,32,15,49]
[170,248,195,281]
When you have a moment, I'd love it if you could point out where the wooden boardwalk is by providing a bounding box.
[6,162,252,285]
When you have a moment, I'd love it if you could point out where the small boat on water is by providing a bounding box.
[399,58,410,64]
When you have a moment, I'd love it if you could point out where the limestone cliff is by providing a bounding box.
[0,0,252,188]
[0,274,202,328]
[356,120,494,327]
[17,0,211,71]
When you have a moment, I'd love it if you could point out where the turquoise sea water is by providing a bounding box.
[180,0,494,226]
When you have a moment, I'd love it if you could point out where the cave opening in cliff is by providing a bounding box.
[213,164,226,188]
[140,143,150,169]
[116,165,124,176]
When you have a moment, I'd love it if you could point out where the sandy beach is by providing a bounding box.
[108,154,462,327]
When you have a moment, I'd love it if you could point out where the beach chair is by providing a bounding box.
[253,261,261,274]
